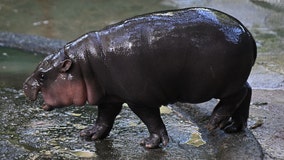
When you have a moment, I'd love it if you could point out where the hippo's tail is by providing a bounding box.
[251,35,257,65]
[246,28,257,67]
[251,36,257,66]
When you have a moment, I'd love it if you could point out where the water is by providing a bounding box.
[0,0,283,159]
[0,47,44,89]
[0,0,173,41]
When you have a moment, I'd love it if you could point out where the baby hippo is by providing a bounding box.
[23,7,256,148]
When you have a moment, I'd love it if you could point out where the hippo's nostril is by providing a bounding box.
[23,81,40,101]
[23,84,28,90]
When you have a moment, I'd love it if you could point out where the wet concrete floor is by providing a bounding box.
[0,74,263,159]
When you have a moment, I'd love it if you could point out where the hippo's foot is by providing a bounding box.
[129,105,169,149]
[207,114,244,133]
[207,113,231,131]
[140,132,169,149]
[80,103,122,140]
[208,83,251,133]
[80,123,112,140]
[222,119,245,133]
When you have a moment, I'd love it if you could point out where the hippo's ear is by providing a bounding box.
[60,59,72,72]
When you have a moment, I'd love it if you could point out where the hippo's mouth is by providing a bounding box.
[42,103,54,111]
[41,101,67,111]
[23,85,40,101]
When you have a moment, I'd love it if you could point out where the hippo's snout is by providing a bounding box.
[23,77,40,101]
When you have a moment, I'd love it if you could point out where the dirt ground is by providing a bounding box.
[249,89,284,160]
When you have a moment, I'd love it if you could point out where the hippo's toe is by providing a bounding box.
[140,133,169,149]
[80,123,112,140]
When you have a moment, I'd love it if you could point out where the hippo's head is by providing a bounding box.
[23,49,88,111]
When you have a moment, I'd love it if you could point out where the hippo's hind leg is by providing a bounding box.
[224,83,252,133]
[129,105,169,149]
[80,103,122,140]
[208,82,251,133]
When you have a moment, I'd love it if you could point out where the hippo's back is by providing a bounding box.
[94,8,256,105]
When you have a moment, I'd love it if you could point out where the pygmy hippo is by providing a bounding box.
[23,7,256,148]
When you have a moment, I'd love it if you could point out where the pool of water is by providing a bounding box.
[0,0,173,41]
[0,47,44,89]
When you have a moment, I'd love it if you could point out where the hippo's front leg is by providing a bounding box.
[80,103,122,140]
[129,105,169,149]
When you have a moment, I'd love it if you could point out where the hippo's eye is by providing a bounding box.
[39,73,45,82]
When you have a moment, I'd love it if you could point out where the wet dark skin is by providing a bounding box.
[23,8,256,149]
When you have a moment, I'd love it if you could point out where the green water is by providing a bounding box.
[0,0,173,41]
[0,47,44,89]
